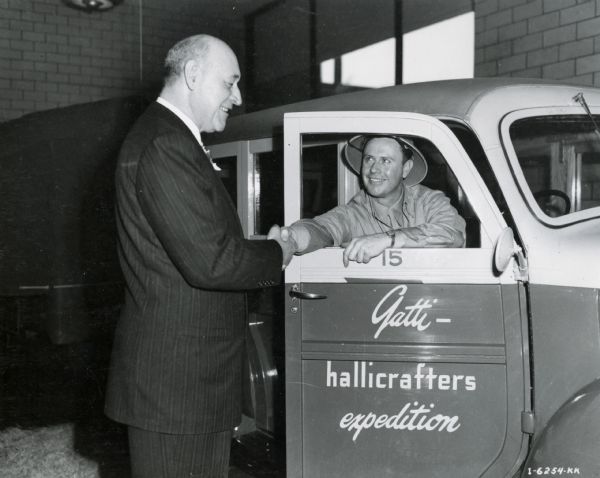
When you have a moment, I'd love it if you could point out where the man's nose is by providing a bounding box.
[369,159,382,172]
[231,84,242,106]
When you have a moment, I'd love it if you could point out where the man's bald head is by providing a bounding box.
[163,34,229,85]
[160,34,242,133]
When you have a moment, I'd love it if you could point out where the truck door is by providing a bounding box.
[283,112,530,477]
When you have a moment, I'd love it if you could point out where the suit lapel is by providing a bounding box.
[149,102,243,235]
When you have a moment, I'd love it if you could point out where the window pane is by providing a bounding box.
[403,12,474,84]
[254,150,284,235]
[341,38,395,88]
[320,58,335,84]
[301,140,339,218]
[447,121,515,239]
[509,115,600,217]
[581,152,600,210]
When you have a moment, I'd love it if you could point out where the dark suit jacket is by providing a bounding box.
[105,102,282,434]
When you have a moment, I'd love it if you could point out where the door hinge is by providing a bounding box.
[521,410,535,434]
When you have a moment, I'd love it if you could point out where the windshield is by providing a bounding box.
[509,115,600,218]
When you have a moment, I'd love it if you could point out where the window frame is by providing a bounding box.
[283,111,513,285]
[501,106,600,228]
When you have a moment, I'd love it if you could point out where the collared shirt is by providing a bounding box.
[291,184,466,252]
[156,97,220,171]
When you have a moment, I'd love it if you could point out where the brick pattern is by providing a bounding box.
[0,0,243,122]
[475,0,600,86]
[3,1,600,121]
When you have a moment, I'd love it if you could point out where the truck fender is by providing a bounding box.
[522,379,600,476]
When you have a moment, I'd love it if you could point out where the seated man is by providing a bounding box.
[278,134,466,266]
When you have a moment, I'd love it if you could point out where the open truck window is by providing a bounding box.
[299,133,480,248]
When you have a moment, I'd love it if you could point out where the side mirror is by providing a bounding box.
[494,227,516,273]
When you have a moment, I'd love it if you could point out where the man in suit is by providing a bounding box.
[105,34,294,477]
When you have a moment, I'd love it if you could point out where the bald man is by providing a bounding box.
[105,35,294,477]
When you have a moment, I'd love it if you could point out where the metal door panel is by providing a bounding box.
[283,112,529,477]
[300,283,504,345]
[301,360,507,478]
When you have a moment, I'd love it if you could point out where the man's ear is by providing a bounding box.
[402,158,414,179]
[183,60,199,90]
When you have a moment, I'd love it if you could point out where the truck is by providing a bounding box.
[209,77,600,477]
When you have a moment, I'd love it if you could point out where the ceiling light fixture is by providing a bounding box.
[62,0,123,12]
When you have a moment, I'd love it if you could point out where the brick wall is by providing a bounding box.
[475,0,600,86]
[3,0,600,122]
[0,0,244,122]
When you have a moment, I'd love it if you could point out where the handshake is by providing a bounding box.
[267,224,396,269]
[267,224,300,269]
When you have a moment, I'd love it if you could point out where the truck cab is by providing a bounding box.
[209,78,600,477]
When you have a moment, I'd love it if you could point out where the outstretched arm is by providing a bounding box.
[136,133,283,289]
[283,220,336,254]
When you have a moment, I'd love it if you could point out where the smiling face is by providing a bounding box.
[189,41,242,133]
[360,137,414,207]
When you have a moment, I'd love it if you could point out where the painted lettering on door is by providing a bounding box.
[324,361,477,441]
[372,284,453,339]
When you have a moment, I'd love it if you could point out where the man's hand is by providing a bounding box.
[342,232,391,267]
[268,224,297,269]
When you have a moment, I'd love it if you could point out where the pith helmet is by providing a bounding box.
[343,134,428,187]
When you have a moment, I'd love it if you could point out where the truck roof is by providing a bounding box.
[206,77,593,145]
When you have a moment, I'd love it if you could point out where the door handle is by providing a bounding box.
[289,290,327,300]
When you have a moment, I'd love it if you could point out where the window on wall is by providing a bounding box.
[402,11,474,84]
[319,8,474,90]
[340,38,396,88]
[320,38,396,88]
[320,59,336,85]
